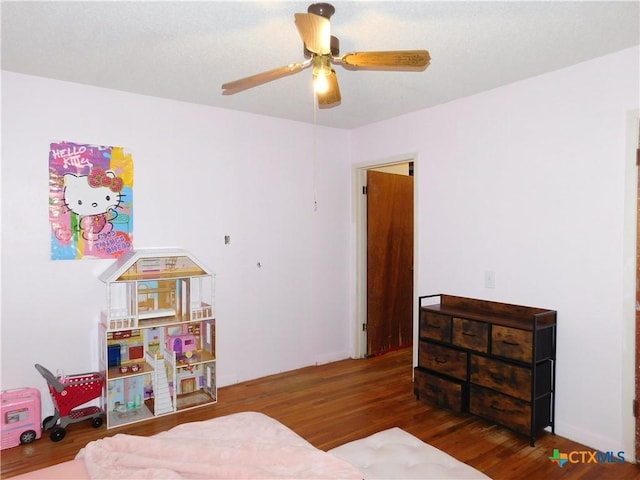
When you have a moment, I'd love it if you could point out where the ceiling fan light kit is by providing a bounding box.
[312,55,332,93]
[221,3,431,108]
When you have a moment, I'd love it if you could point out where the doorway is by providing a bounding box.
[625,111,640,463]
[180,378,196,394]
[355,160,416,358]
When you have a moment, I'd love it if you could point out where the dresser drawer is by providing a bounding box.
[452,318,489,352]
[469,385,531,435]
[420,311,452,342]
[414,368,464,412]
[418,342,467,381]
[492,326,532,362]
[469,355,531,401]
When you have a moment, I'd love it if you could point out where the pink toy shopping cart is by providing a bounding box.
[34,364,105,441]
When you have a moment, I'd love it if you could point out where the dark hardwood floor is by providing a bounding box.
[1,348,638,479]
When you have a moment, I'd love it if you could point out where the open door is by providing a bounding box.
[366,169,414,356]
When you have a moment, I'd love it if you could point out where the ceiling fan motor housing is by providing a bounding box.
[307,3,335,19]
[303,3,338,58]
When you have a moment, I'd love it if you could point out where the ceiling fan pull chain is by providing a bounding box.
[313,94,319,212]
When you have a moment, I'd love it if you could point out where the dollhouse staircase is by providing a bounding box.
[152,356,174,415]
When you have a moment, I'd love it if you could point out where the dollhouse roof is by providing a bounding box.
[99,248,213,282]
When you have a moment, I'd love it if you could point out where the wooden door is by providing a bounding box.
[366,170,414,356]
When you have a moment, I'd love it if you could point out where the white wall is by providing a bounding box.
[351,46,639,458]
[0,72,353,416]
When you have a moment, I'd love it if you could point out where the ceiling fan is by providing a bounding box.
[221,2,431,108]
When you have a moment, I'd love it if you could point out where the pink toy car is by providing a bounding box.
[1,388,42,450]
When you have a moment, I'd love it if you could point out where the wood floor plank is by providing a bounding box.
[1,348,638,479]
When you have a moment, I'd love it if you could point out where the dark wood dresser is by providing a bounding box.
[414,294,557,446]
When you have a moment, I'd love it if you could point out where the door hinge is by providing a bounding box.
[362,323,367,331]
[362,186,368,195]
[634,399,638,417]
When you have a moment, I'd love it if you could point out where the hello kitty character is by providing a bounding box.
[63,167,123,241]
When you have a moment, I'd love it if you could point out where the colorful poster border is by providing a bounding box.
[49,141,134,260]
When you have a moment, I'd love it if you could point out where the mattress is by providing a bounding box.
[329,426,491,479]
[10,459,88,479]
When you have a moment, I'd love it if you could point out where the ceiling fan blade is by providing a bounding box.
[339,50,431,70]
[294,13,331,55]
[317,70,341,108]
[222,60,311,95]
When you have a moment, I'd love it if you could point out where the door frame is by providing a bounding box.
[624,110,639,463]
[353,154,419,359]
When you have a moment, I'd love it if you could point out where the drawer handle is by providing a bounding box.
[490,372,506,382]
[490,404,506,412]
[434,357,447,364]
[502,340,520,346]
[428,386,442,394]
[426,324,442,329]
[462,332,476,337]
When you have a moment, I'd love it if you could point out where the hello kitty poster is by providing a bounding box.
[49,141,134,260]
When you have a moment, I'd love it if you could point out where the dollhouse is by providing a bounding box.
[98,249,216,428]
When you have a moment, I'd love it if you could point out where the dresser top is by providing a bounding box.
[420,294,556,330]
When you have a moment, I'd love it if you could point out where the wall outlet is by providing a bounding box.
[484,270,496,289]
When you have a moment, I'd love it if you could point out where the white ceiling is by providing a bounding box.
[2,1,639,129]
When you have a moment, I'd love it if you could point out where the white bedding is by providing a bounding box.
[76,412,363,479]
[329,427,490,479]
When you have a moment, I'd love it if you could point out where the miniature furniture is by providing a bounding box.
[98,248,216,428]
[414,294,557,446]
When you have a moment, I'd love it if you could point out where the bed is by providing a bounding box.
[12,412,489,479]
